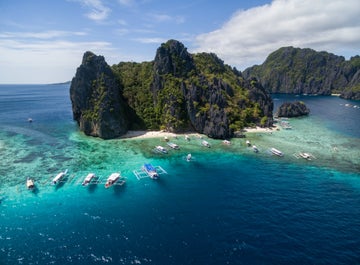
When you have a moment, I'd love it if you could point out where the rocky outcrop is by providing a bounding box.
[70,51,129,139]
[276,101,310,117]
[243,47,360,97]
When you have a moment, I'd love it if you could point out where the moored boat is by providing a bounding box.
[143,163,159,179]
[252,145,259,153]
[105,173,122,188]
[271,148,284,157]
[246,140,251,147]
[82,173,96,186]
[185,135,190,141]
[299,152,313,160]
[223,140,231,145]
[52,169,68,185]
[26,177,35,189]
[186,153,192,162]
[167,142,180,149]
[201,140,211,148]
[155,145,168,154]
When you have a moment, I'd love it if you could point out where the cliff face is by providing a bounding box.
[70,51,129,139]
[243,47,360,100]
[71,40,274,139]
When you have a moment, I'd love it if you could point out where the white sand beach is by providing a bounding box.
[242,125,279,133]
[121,130,204,140]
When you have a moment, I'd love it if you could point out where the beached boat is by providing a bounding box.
[223,140,231,145]
[271,148,284,157]
[155,145,168,154]
[252,145,259,153]
[201,140,211,148]
[52,169,68,185]
[26,177,35,189]
[143,163,159,179]
[186,153,192,162]
[82,173,96,186]
[167,142,180,149]
[105,173,122,188]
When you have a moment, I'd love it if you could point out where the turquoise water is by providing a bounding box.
[0,84,359,264]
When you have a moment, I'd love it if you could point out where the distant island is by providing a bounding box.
[70,40,359,140]
[70,40,273,139]
[243,46,360,100]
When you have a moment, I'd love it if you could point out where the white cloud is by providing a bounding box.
[194,0,360,70]
[148,13,185,24]
[77,0,111,21]
[118,0,135,7]
[134,37,167,44]
[0,30,87,39]
[0,38,114,84]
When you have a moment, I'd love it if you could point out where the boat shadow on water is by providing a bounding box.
[112,183,127,197]
[86,183,98,193]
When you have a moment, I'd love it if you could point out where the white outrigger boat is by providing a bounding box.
[105,173,124,188]
[252,145,259,153]
[52,169,68,185]
[270,148,284,157]
[82,173,96,186]
[185,135,190,141]
[143,163,159,179]
[26,177,35,189]
[155,145,168,154]
[167,142,180,149]
[186,153,192,162]
[293,152,316,161]
[246,140,251,147]
[223,140,231,145]
[201,140,211,148]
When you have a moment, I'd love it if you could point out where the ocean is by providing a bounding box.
[0,84,359,264]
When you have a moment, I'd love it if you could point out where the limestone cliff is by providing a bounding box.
[70,51,129,139]
[243,47,360,100]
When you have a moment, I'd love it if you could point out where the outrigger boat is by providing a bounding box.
[167,142,180,149]
[142,163,159,179]
[185,135,190,141]
[82,173,96,186]
[223,140,231,145]
[155,145,168,154]
[201,140,211,148]
[105,173,123,188]
[186,153,192,162]
[246,140,251,147]
[26,177,35,189]
[52,169,68,185]
[293,151,316,161]
[252,145,259,153]
[271,148,284,157]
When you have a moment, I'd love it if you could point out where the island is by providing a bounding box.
[70,40,274,139]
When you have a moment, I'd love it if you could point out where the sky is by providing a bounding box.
[0,0,359,84]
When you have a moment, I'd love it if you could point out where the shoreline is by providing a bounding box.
[121,125,279,140]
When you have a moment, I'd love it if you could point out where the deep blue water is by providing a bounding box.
[0,85,359,264]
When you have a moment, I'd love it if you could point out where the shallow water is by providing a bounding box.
[0,84,359,264]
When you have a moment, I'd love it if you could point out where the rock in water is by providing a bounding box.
[70,51,129,139]
[277,101,310,117]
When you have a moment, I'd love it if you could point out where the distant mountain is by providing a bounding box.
[70,40,273,139]
[243,47,360,100]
